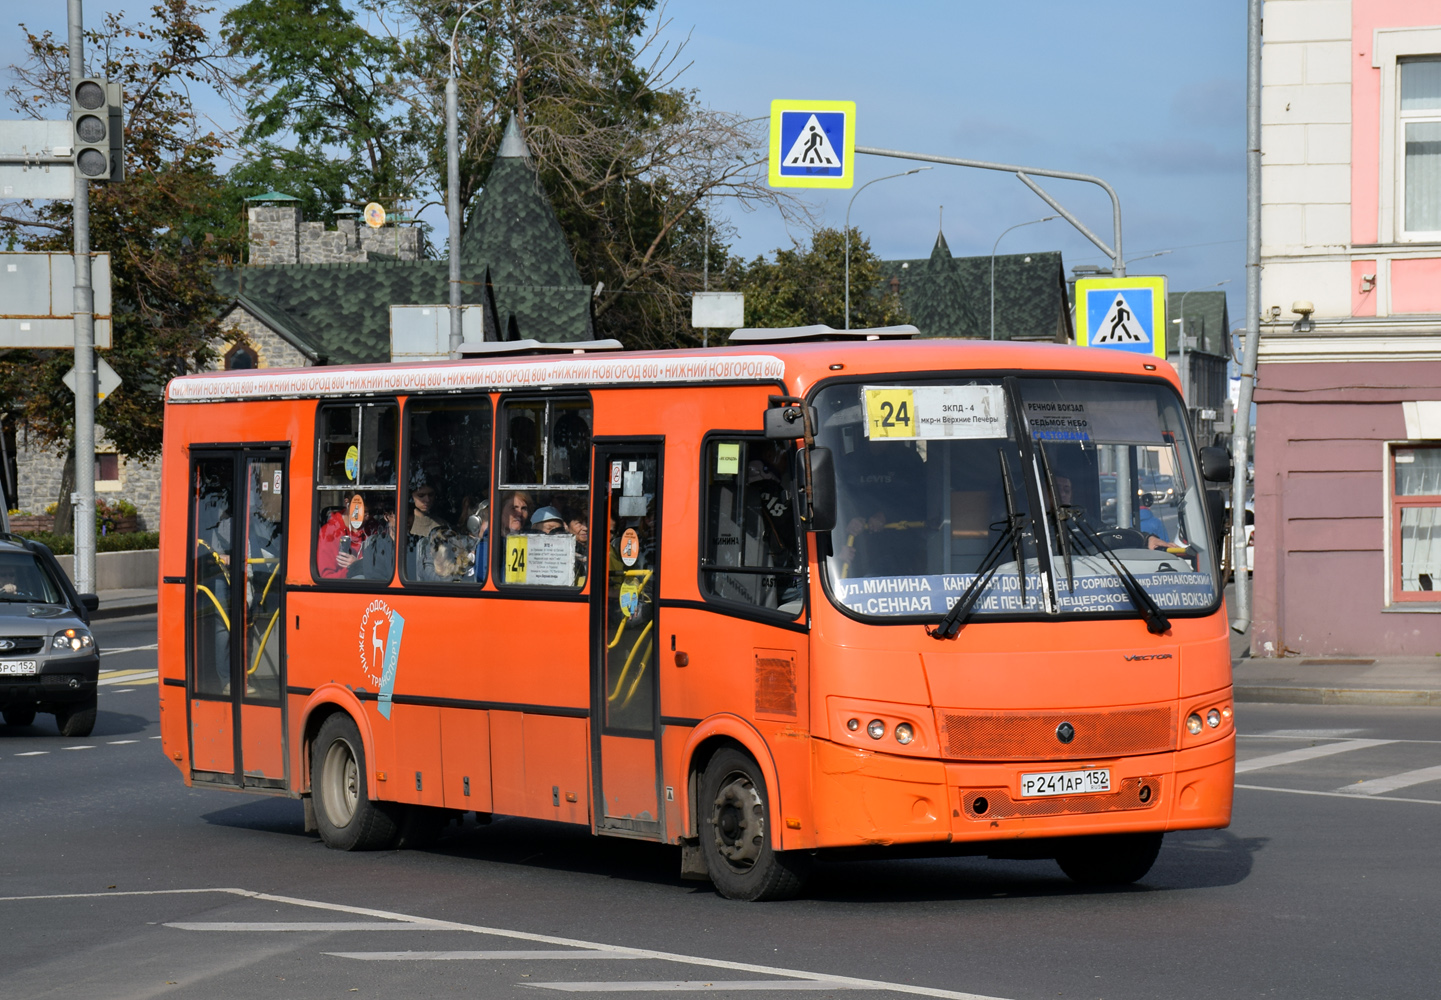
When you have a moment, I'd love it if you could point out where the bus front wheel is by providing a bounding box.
[1055,832,1163,886]
[699,748,809,901]
[312,713,400,851]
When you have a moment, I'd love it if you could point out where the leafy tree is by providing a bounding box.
[725,228,909,332]
[221,0,807,347]
[1,0,240,528]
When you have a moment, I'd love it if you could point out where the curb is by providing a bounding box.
[1235,685,1441,707]
[91,600,157,621]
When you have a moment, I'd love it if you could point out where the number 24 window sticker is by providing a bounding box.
[863,385,1007,440]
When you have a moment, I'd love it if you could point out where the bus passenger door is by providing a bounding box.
[590,444,664,839]
[187,450,289,790]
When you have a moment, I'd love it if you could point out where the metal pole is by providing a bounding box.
[843,167,929,329]
[68,0,96,596]
[1231,0,1262,635]
[857,145,1125,277]
[446,74,461,355]
[447,3,485,356]
[990,215,1055,340]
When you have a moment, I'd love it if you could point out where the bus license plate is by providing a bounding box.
[0,660,38,675]
[1019,768,1111,798]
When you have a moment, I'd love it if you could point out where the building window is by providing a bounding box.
[96,453,119,482]
[225,343,258,369]
[1392,446,1441,601]
[1401,58,1441,237]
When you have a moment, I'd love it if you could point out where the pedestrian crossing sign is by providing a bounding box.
[769,99,856,189]
[1075,275,1168,358]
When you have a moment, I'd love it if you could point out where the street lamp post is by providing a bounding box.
[1171,280,1231,406]
[990,216,1055,340]
[844,167,931,330]
[447,3,486,357]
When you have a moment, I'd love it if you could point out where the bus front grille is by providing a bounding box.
[939,706,1177,761]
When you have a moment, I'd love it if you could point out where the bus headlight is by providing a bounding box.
[894,723,914,745]
[867,719,886,740]
[1206,709,1221,728]
[1186,713,1203,735]
[52,628,94,652]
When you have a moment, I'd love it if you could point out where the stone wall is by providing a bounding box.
[248,203,421,265]
[220,307,313,369]
[13,430,161,532]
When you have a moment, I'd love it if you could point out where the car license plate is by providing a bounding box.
[0,660,38,675]
[1019,768,1111,798]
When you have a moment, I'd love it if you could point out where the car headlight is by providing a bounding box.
[52,628,94,652]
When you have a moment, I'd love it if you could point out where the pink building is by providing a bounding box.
[1255,1,1441,656]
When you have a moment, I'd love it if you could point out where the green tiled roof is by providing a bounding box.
[880,235,1071,341]
[1166,289,1230,358]
[220,118,593,364]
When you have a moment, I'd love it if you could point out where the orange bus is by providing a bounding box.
[157,328,1235,900]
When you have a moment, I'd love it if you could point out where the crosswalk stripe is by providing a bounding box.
[1234,738,1394,774]
[527,983,874,993]
[99,670,157,686]
[1237,783,1441,805]
[328,951,629,961]
[1336,763,1441,796]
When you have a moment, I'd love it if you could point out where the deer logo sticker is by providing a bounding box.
[359,599,406,719]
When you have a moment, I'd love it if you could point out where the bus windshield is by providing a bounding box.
[815,376,1218,622]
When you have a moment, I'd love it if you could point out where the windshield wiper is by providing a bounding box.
[1035,444,1075,594]
[1064,515,1173,636]
[928,450,1030,641]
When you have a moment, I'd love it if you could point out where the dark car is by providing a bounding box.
[0,535,101,737]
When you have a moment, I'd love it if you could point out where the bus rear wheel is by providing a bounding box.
[1055,832,1163,886]
[312,713,400,851]
[699,748,809,901]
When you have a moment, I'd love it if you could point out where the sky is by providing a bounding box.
[3,1,1247,318]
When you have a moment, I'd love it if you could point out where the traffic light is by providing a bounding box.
[71,78,124,183]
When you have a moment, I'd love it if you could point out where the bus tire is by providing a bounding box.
[312,713,400,851]
[1055,832,1163,886]
[699,748,809,901]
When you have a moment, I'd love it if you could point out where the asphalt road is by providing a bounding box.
[4,613,1440,1000]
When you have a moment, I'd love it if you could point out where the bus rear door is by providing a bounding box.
[187,449,289,789]
[590,442,664,838]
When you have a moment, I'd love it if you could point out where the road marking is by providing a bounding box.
[1237,784,1441,805]
[99,671,156,686]
[108,740,139,745]
[1256,729,1364,739]
[1234,738,1393,774]
[2,888,1013,1000]
[14,751,48,756]
[167,921,444,932]
[328,951,630,961]
[1336,763,1441,796]
[150,735,162,739]
[62,745,95,751]
[101,644,158,655]
[99,668,151,678]
[528,983,874,992]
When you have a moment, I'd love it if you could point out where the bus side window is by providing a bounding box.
[400,397,493,585]
[313,401,399,583]
[701,438,804,616]
[496,397,592,589]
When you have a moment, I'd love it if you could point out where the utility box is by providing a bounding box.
[390,305,487,362]
[691,292,744,330]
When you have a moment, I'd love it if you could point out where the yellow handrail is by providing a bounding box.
[248,609,280,677]
[195,584,230,630]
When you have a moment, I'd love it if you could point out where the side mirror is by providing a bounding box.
[805,446,836,532]
[79,593,100,612]
[764,404,812,439]
[1199,446,1233,483]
